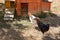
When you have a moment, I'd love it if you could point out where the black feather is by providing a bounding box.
[35,18,49,34]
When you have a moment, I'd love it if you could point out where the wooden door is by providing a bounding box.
[21,3,28,17]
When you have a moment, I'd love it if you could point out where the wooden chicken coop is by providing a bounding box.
[5,0,51,16]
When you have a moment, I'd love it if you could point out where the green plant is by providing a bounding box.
[36,11,47,18]
[48,12,57,17]
[0,11,4,19]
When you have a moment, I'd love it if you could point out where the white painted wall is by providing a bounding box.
[51,0,60,16]
[48,0,52,2]
[0,0,5,3]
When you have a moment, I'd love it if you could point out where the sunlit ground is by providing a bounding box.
[0,16,60,40]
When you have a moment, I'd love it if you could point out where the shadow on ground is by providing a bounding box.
[40,13,60,27]
[14,24,28,30]
[0,20,28,29]
[0,29,25,40]
[0,20,28,40]
[0,21,11,29]
[0,13,60,40]
[43,32,60,40]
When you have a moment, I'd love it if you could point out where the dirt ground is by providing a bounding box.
[0,16,60,40]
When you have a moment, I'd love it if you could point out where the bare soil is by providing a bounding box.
[0,16,60,40]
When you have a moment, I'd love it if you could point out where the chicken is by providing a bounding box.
[28,12,36,23]
[29,15,36,23]
[28,12,38,27]
[34,18,49,34]
[28,12,49,34]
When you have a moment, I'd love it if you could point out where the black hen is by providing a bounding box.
[34,18,49,34]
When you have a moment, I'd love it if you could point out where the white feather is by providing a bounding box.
[29,15,36,23]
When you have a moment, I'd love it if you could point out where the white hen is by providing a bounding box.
[28,12,34,23]
[29,15,36,23]
[28,12,38,27]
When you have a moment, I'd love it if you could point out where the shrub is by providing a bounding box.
[0,3,5,20]
[36,11,48,18]
[0,11,4,19]
[48,12,57,17]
